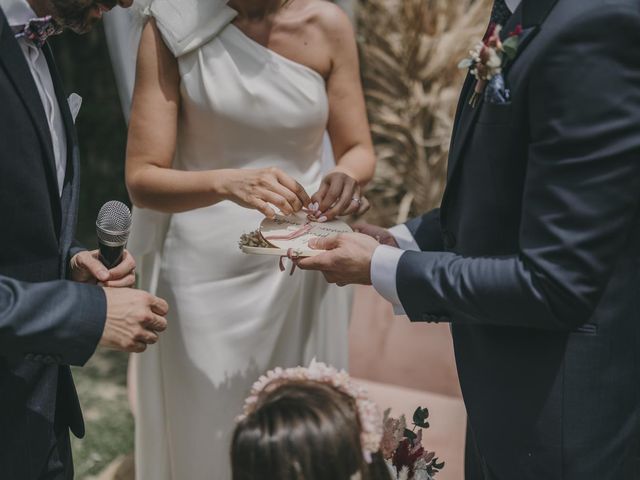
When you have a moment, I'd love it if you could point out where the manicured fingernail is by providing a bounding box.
[317,216,328,223]
[98,270,109,281]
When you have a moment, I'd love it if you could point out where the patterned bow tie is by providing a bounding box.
[12,16,62,48]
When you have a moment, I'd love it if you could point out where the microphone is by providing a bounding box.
[96,200,132,269]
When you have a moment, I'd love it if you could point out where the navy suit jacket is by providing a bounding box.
[0,8,106,478]
[397,0,640,478]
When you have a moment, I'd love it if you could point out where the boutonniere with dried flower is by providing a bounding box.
[458,23,523,107]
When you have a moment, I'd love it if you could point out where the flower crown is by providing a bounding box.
[239,360,383,463]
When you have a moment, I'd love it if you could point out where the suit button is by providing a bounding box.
[443,230,456,249]
[33,354,44,362]
[43,355,54,364]
[25,353,35,361]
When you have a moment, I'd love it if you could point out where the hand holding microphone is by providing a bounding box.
[69,250,136,287]
[69,201,136,286]
[96,200,132,268]
[71,200,170,353]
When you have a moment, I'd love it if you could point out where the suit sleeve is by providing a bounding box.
[396,7,640,329]
[66,239,87,279]
[0,275,106,365]
[68,238,86,261]
[404,208,444,252]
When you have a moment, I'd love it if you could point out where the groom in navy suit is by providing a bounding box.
[0,0,169,477]
[300,0,640,478]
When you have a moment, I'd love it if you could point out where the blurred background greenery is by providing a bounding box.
[51,25,130,247]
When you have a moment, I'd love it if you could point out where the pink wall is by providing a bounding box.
[349,286,462,398]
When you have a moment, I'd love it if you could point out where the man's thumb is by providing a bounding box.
[83,255,109,281]
[308,235,340,251]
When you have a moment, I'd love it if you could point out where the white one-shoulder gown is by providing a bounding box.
[124,1,352,478]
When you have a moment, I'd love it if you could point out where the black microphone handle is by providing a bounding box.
[99,243,125,269]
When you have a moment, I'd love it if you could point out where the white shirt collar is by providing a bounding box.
[506,0,522,13]
[0,0,38,27]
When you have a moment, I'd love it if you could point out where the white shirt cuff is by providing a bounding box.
[371,245,406,316]
[389,224,420,251]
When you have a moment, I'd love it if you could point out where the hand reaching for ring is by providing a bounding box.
[309,171,370,222]
[219,167,312,219]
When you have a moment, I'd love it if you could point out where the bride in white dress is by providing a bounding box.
[121,0,375,478]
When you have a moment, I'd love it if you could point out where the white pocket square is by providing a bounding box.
[67,93,83,123]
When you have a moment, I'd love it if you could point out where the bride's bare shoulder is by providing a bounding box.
[292,0,355,44]
[302,0,351,22]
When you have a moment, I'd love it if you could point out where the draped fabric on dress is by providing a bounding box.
[105,1,351,478]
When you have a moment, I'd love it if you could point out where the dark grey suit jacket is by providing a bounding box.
[0,8,107,478]
[397,0,640,478]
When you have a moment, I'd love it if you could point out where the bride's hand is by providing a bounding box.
[219,168,311,219]
[309,170,370,222]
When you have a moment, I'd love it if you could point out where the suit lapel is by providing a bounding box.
[522,0,560,28]
[448,73,476,151]
[0,10,61,221]
[444,0,558,186]
[43,44,79,275]
[446,6,524,183]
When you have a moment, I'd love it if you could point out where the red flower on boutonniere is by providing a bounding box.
[458,23,523,107]
[509,24,524,37]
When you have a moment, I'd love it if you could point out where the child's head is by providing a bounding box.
[232,363,390,480]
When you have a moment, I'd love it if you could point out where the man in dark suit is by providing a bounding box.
[0,0,170,478]
[299,0,640,478]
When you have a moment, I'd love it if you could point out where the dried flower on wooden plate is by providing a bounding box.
[238,230,271,250]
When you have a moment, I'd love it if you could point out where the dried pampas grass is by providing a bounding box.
[357,0,492,226]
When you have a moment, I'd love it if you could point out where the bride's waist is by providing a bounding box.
[168,200,261,231]
[162,203,261,257]
[176,139,324,170]
[160,203,287,280]
[174,158,323,186]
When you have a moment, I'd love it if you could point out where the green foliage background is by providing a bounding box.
[50,26,130,247]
